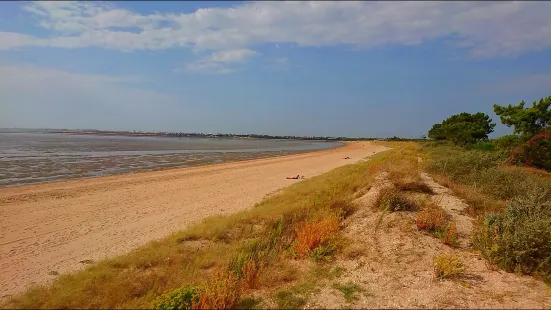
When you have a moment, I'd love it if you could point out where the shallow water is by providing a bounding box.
[0,132,341,187]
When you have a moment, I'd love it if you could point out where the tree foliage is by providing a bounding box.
[428,112,496,146]
[493,96,551,137]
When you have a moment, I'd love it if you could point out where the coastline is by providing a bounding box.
[0,141,384,299]
[0,133,344,189]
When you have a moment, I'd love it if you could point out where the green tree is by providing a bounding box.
[428,112,495,146]
[493,96,551,137]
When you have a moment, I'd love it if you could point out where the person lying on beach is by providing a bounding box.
[286,175,305,179]
[343,156,351,159]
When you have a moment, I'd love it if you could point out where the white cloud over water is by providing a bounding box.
[0,1,549,64]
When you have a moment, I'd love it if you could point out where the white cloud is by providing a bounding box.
[209,49,259,63]
[179,49,259,75]
[0,1,550,60]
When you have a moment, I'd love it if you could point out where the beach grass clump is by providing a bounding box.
[433,254,465,280]
[434,221,459,247]
[416,202,459,246]
[416,206,446,232]
[375,187,419,212]
[292,216,340,259]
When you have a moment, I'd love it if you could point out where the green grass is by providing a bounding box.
[332,282,364,303]
[422,142,551,282]
[273,290,307,309]
[4,143,423,309]
[433,254,465,280]
[235,296,263,309]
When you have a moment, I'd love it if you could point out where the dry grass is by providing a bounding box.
[293,216,340,259]
[430,174,505,217]
[193,271,241,309]
[416,206,446,231]
[375,187,419,212]
[5,144,427,309]
[442,222,458,246]
[433,254,465,280]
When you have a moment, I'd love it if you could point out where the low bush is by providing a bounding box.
[466,141,495,152]
[492,134,523,153]
[433,254,465,280]
[472,191,551,282]
[508,130,551,172]
[376,188,418,212]
[435,222,458,246]
[416,207,446,231]
[150,286,200,310]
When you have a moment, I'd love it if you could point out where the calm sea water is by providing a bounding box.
[0,132,342,187]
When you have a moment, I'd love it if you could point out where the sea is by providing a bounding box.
[0,130,342,188]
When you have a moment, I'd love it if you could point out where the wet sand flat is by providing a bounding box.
[0,141,387,299]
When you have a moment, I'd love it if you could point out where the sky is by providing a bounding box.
[0,1,550,138]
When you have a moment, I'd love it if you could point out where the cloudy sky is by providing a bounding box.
[0,1,550,137]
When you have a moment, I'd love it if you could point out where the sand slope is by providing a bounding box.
[0,142,387,299]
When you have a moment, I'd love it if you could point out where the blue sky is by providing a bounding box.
[0,1,550,138]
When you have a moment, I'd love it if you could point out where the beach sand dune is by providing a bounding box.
[0,141,387,299]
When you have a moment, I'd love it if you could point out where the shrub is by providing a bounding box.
[436,222,458,246]
[472,192,551,282]
[466,141,495,152]
[293,217,339,258]
[492,134,523,152]
[150,286,201,310]
[416,207,446,231]
[376,188,418,212]
[508,130,551,171]
[433,254,465,280]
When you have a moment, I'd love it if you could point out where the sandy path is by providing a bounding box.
[0,141,387,299]
[308,172,550,309]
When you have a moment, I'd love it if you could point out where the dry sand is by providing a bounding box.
[0,141,387,299]
[306,172,551,309]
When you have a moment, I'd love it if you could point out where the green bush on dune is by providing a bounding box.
[150,286,201,310]
[472,191,551,283]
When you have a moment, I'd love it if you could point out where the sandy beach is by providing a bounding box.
[0,141,387,299]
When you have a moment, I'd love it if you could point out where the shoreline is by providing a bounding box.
[0,141,385,299]
[0,141,345,193]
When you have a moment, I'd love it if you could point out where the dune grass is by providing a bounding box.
[5,143,433,309]
[421,142,551,282]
